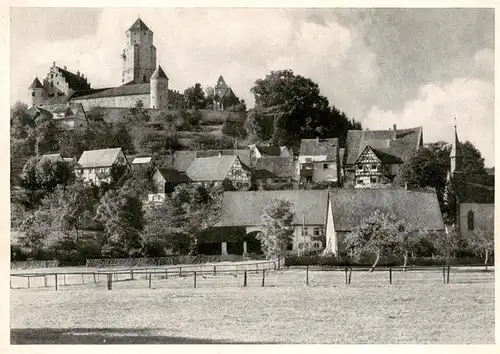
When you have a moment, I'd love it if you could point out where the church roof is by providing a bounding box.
[450,126,463,158]
[56,67,91,91]
[29,77,44,89]
[151,66,168,80]
[128,18,150,32]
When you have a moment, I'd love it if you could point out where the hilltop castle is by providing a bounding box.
[28,18,183,110]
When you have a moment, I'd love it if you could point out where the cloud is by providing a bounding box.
[363,75,494,166]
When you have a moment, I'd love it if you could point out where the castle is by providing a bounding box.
[28,18,182,110]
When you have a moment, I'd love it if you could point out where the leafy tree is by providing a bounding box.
[184,83,206,110]
[424,227,464,263]
[467,228,494,270]
[113,123,135,154]
[221,117,248,141]
[390,224,421,270]
[343,210,403,271]
[190,135,235,150]
[247,69,361,149]
[18,209,53,256]
[125,100,150,125]
[257,199,295,258]
[95,188,144,257]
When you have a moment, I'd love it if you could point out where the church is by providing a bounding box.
[28,18,181,110]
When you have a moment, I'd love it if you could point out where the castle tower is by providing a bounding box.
[121,18,157,84]
[28,77,47,107]
[150,65,169,109]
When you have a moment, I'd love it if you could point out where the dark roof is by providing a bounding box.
[128,18,150,32]
[40,103,87,120]
[70,88,111,99]
[186,155,238,182]
[73,83,150,100]
[329,188,445,232]
[222,190,329,227]
[254,157,297,179]
[372,148,404,164]
[156,168,191,184]
[345,127,422,166]
[29,77,44,89]
[255,145,282,156]
[151,66,168,80]
[450,127,463,158]
[299,138,338,160]
[56,67,91,91]
[26,106,52,120]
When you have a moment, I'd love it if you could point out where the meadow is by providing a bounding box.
[10,266,494,344]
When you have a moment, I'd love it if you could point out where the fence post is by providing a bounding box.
[261,269,266,287]
[345,267,348,284]
[349,268,352,284]
[55,274,58,291]
[130,270,134,280]
[149,273,152,289]
[107,273,112,290]
[306,266,309,286]
[64,274,67,286]
[447,266,450,284]
[194,271,197,289]
[214,265,216,275]
[165,269,168,279]
[27,276,30,289]
[93,273,96,284]
[10,277,12,289]
[278,256,281,270]
[243,270,247,287]
[442,265,446,284]
[179,267,182,277]
[274,261,277,271]
[44,274,47,287]
[389,268,392,285]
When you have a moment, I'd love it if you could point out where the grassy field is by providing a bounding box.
[10,268,494,344]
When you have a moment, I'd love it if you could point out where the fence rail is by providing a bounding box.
[10,262,493,291]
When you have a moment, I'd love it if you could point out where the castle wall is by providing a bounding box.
[71,94,150,110]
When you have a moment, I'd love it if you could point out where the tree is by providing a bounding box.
[113,123,135,154]
[247,69,362,149]
[468,228,494,270]
[125,100,150,125]
[95,188,144,257]
[19,209,53,256]
[425,227,464,263]
[184,83,206,110]
[257,199,295,258]
[390,223,421,270]
[221,117,248,142]
[343,210,403,271]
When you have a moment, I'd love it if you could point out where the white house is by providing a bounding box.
[248,144,293,160]
[298,138,339,184]
[75,148,129,186]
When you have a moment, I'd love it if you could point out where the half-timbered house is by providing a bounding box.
[185,155,252,189]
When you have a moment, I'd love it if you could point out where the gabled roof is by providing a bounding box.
[196,149,251,167]
[172,151,198,172]
[128,18,151,32]
[56,67,91,91]
[77,148,125,169]
[186,155,240,182]
[26,105,52,120]
[36,103,87,121]
[345,127,422,166]
[329,188,445,232]
[29,77,44,89]
[151,66,168,80]
[40,153,64,163]
[74,83,150,100]
[254,157,297,179]
[155,167,192,184]
[253,145,283,157]
[222,190,329,227]
[299,138,338,160]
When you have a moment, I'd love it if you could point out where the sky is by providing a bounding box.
[10,7,495,166]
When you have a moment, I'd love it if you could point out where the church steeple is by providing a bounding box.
[450,117,463,176]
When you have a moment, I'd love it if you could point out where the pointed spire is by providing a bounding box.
[29,77,44,89]
[128,17,150,32]
[450,117,462,158]
[151,65,168,80]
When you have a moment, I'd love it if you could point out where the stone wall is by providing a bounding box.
[72,94,150,110]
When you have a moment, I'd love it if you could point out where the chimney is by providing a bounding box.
[53,61,56,67]
[77,70,80,77]
[64,65,67,71]
[392,124,397,140]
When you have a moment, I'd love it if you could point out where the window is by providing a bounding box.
[323,163,329,169]
[313,242,320,249]
[31,92,35,97]
[357,165,363,170]
[234,169,241,176]
[301,227,309,236]
[313,227,321,236]
[370,177,377,184]
[371,165,377,170]
[357,179,364,185]
[143,75,146,82]
[274,179,280,183]
[51,74,53,78]
[467,210,474,230]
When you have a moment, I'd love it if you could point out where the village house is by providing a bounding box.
[168,149,252,173]
[343,125,423,188]
[253,157,298,188]
[221,190,329,253]
[148,167,192,203]
[448,125,494,238]
[185,155,252,189]
[27,103,88,132]
[298,138,339,185]
[323,188,446,255]
[75,148,129,186]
